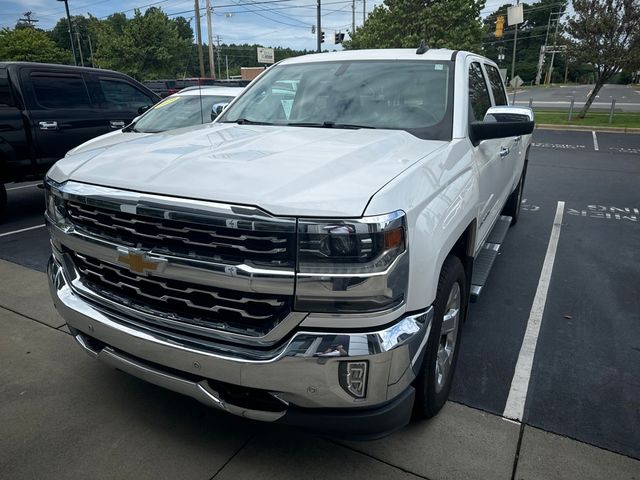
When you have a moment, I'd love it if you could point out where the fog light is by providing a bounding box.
[339,361,368,399]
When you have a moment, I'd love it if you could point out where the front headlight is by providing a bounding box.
[295,211,409,313]
[44,179,67,226]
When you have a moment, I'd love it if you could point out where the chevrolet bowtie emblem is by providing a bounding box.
[116,248,165,276]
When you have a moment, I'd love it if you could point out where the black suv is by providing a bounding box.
[0,62,160,216]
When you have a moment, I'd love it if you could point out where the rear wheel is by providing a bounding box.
[414,255,467,418]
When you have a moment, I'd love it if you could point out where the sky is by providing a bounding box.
[1,0,515,52]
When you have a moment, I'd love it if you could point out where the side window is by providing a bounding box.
[0,69,14,107]
[31,73,91,109]
[99,78,154,110]
[468,62,492,121]
[485,64,508,106]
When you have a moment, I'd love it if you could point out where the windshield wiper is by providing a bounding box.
[287,121,375,129]
[222,118,274,126]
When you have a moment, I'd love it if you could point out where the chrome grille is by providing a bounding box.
[73,253,292,337]
[66,201,294,267]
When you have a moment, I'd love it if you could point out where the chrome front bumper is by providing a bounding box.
[48,255,433,425]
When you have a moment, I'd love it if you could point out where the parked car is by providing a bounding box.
[142,79,180,98]
[45,48,534,438]
[0,62,160,216]
[66,86,244,155]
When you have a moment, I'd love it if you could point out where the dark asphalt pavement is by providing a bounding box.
[1,130,639,460]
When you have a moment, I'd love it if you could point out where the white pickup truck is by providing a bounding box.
[46,48,534,438]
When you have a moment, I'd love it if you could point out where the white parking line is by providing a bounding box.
[503,201,565,422]
[592,131,599,151]
[0,224,45,238]
[6,183,40,191]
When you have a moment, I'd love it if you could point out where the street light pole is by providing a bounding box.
[57,0,77,66]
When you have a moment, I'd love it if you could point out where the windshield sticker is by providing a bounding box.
[435,64,444,71]
[154,97,181,109]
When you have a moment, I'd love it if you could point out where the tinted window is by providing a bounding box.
[99,78,153,110]
[219,61,454,141]
[485,65,508,106]
[31,73,91,109]
[468,62,491,121]
[0,72,12,107]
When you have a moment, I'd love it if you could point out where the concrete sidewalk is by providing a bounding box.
[1,259,638,480]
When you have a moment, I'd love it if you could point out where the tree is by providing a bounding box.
[343,0,485,52]
[93,8,192,80]
[173,16,194,42]
[0,27,69,63]
[49,15,98,66]
[566,0,640,117]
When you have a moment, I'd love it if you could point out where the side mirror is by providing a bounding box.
[211,102,229,121]
[469,106,535,146]
[138,105,152,115]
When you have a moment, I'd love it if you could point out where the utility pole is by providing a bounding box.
[19,11,39,27]
[87,35,94,68]
[546,9,562,85]
[216,35,222,80]
[362,0,366,25]
[57,0,77,66]
[225,55,229,80]
[194,0,205,78]
[316,0,322,53]
[351,0,355,35]
[205,0,215,78]
[75,32,84,66]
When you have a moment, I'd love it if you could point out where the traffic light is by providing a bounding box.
[321,31,325,43]
[495,15,504,38]
[335,32,345,44]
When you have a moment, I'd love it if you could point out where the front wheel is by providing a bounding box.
[414,255,467,419]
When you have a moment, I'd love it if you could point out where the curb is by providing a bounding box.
[536,124,640,134]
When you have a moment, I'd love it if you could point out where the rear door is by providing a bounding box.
[90,74,157,131]
[483,62,520,198]
[0,66,32,179]
[22,67,107,163]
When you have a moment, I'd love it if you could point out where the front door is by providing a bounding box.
[468,61,504,249]
[21,68,108,164]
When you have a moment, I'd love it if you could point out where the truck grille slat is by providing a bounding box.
[66,202,294,265]
[73,253,290,336]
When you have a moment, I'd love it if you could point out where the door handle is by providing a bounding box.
[110,120,125,129]
[499,147,510,158]
[39,121,58,131]
[514,136,521,142]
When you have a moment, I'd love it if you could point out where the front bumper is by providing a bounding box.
[48,255,433,437]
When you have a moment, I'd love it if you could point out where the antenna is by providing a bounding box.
[416,40,428,54]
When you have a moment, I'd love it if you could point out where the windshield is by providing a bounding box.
[134,94,235,133]
[218,60,453,140]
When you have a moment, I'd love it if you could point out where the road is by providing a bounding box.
[1,130,639,479]
[512,84,640,113]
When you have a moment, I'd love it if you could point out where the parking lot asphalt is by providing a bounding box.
[1,129,639,478]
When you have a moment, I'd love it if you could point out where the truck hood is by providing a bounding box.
[50,123,446,217]
[66,130,140,155]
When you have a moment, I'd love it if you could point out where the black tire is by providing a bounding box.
[502,161,528,226]
[414,255,467,419]
[0,183,6,219]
